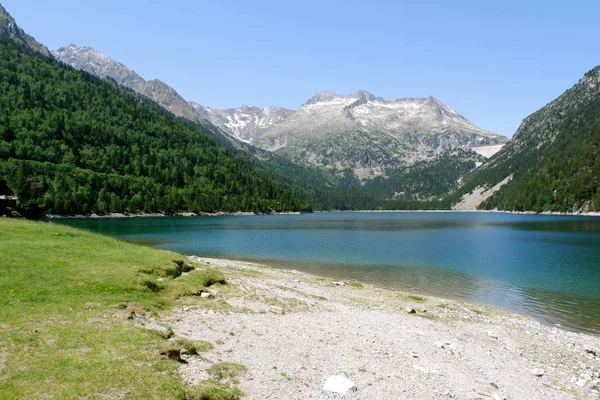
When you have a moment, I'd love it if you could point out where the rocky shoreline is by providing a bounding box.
[43,209,600,220]
[159,257,600,399]
[44,211,305,219]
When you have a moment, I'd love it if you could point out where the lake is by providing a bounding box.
[55,212,600,334]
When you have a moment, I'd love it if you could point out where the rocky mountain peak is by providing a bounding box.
[53,44,201,122]
[304,91,341,105]
[353,90,376,101]
[303,90,377,107]
[251,90,507,178]
[0,4,52,57]
[52,44,145,87]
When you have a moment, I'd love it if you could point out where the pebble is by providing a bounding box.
[530,368,545,377]
[487,331,499,339]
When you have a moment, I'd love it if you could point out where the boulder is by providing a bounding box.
[323,375,357,395]
[200,292,214,299]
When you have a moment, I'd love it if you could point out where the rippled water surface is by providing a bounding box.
[55,212,600,334]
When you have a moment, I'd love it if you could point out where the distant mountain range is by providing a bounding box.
[249,90,505,178]
[53,44,507,179]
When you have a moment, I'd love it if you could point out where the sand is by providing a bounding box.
[162,257,600,399]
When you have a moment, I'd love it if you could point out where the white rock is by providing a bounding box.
[487,331,499,339]
[531,368,545,377]
[405,306,417,314]
[323,375,357,395]
[200,292,214,299]
[576,379,586,387]
[331,281,345,286]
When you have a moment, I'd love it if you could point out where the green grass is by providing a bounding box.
[206,362,248,381]
[0,218,229,399]
[184,380,242,400]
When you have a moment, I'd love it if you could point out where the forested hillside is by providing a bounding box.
[0,38,311,215]
[365,150,484,201]
[451,66,600,212]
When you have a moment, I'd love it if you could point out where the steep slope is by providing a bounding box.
[453,66,600,212]
[0,38,310,215]
[190,102,294,143]
[52,44,201,122]
[252,91,506,178]
[0,4,51,57]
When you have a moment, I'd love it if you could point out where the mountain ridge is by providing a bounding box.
[0,4,52,57]
[250,90,506,178]
[452,65,600,212]
[52,44,201,122]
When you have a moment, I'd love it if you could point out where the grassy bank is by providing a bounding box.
[0,218,235,399]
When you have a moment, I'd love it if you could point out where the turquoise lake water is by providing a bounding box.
[55,212,600,334]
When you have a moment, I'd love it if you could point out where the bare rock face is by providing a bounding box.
[0,4,52,57]
[193,90,507,179]
[190,103,294,143]
[52,44,201,122]
[253,91,506,177]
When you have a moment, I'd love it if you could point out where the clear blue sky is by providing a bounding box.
[3,0,600,137]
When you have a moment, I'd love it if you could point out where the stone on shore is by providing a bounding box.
[323,375,357,395]
[531,368,545,377]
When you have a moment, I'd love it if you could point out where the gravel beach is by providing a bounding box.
[162,257,600,399]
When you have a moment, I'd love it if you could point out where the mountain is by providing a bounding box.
[0,4,51,57]
[453,66,600,212]
[52,44,201,122]
[190,103,294,143]
[51,43,506,182]
[248,90,506,179]
[0,38,311,215]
